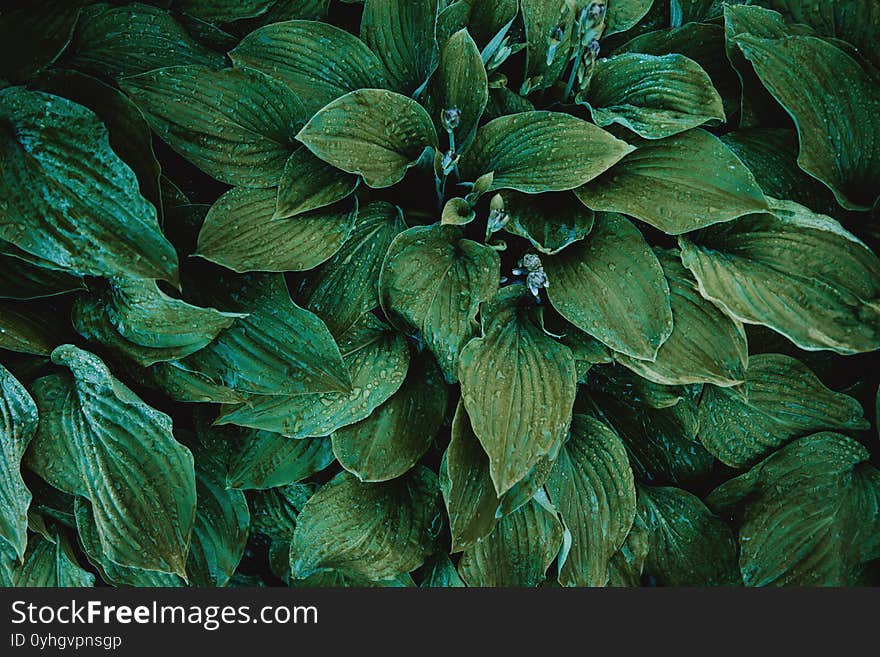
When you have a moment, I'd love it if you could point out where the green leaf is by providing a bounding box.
[33,69,162,215]
[458,285,577,495]
[68,3,225,80]
[467,0,517,47]
[229,20,388,115]
[708,433,880,586]
[197,187,356,274]
[544,213,672,361]
[179,273,351,397]
[176,0,275,22]
[187,456,250,587]
[720,129,840,216]
[679,199,880,354]
[360,0,439,96]
[583,366,714,486]
[735,34,880,210]
[250,0,331,23]
[698,354,869,468]
[580,53,725,139]
[0,252,84,300]
[421,553,465,587]
[290,467,441,580]
[0,87,178,282]
[72,278,239,367]
[0,365,38,560]
[226,432,334,490]
[754,0,880,69]
[299,201,406,337]
[520,0,577,93]
[458,497,563,587]
[0,1,82,83]
[12,529,94,588]
[74,500,182,587]
[460,111,634,194]
[545,415,636,587]
[604,0,655,37]
[640,485,740,586]
[333,350,448,482]
[607,507,649,586]
[440,401,501,552]
[275,149,358,219]
[142,360,248,405]
[499,191,595,256]
[433,28,488,150]
[0,302,63,356]
[670,0,723,25]
[296,89,438,188]
[24,346,196,577]
[380,224,500,382]
[218,313,410,437]
[616,250,748,387]
[575,129,769,234]
[121,66,305,187]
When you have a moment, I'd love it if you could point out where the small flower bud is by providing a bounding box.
[587,2,606,21]
[527,269,550,298]
[520,253,543,271]
[441,107,462,132]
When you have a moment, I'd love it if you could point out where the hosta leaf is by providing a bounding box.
[290,467,441,580]
[607,507,649,587]
[640,485,740,586]
[33,69,162,215]
[360,0,439,96]
[499,191,595,256]
[755,0,880,71]
[226,432,334,490]
[176,0,274,22]
[333,350,448,482]
[299,201,406,337]
[679,199,880,354]
[433,28,488,150]
[380,223,500,382]
[72,278,239,367]
[74,500,182,587]
[0,252,84,300]
[67,3,225,80]
[580,53,725,139]
[0,365,38,559]
[0,302,61,356]
[698,354,869,468]
[180,273,350,397]
[440,401,501,552]
[12,529,94,588]
[604,0,655,37]
[197,187,356,273]
[0,87,178,282]
[296,89,438,188]
[545,415,637,587]
[218,314,409,437]
[0,1,81,83]
[520,0,576,93]
[122,66,305,188]
[458,497,563,587]
[24,346,196,577]
[250,0,331,23]
[708,433,880,586]
[187,456,250,588]
[460,112,634,194]
[670,0,723,25]
[544,213,672,361]
[583,367,714,486]
[229,20,388,115]
[735,34,880,210]
[143,361,248,405]
[467,0,517,47]
[421,553,465,588]
[616,250,748,387]
[458,285,577,495]
[275,149,358,219]
[720,129,840,216]
[249,483,312,541]
[575,129,768,234]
